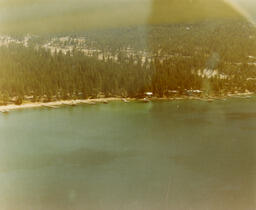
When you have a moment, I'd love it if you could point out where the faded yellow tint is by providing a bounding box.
[0,0,246,34]
[148,0,244,25]
[0,0,151,34]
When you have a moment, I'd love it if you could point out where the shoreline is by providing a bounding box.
[0,98,124,113]
[0,93,255,113]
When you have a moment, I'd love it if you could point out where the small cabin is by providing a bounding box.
[167,90,179,97]
[24,95,34,100]
[145,92,153,98]
[186,89,203,96]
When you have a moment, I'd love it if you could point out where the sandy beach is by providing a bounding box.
[0,98,127,113]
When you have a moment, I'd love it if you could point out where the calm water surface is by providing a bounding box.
[0,99,255,210]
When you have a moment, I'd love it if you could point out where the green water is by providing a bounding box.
[0,99,255,210]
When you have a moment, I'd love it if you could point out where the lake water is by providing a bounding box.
[0,99,255,210]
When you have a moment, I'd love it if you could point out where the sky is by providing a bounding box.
[0,0,255,34]
[225,0,256,24]
[0,0,152,34]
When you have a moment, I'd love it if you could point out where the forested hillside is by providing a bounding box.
[1,20,256,105]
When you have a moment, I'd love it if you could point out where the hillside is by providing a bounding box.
[1,19,256,105]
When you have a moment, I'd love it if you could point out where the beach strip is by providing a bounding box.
[0,98,125,113]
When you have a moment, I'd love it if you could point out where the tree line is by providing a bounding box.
[1,20,256,105]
